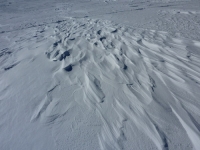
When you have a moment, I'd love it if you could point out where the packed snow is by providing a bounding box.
[1,0,200,150]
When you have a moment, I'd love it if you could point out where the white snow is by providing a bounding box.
[1,0,200,150]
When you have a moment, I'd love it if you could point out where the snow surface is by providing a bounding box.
[1,0,200,150]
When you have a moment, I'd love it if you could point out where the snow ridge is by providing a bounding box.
[27,18,200,149]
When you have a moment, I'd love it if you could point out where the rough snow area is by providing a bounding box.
[1,0,200,150]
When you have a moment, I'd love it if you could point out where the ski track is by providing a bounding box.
[1,16,200,149]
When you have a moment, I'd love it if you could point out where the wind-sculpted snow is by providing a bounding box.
[28,18,200,149]
[1,17,200,150]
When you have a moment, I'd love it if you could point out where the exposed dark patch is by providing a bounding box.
[69,38,75,41]
[187,52,191,59]
[154,125,169,150]
[136,77,142,86]
[4,63,18,71]
[53,40,61,47]
[0,48,12,57]
[136,48,141,55]
[123,64,127,70]
[80,24,85,27]
[100,37,106,41]
[127,83,133,86]
[163,138,169,149]
[149,76,156,92]
[97,30,101,35]
[122,118,128,122]
[94,42,98,46]
[160,59,165,62]
[130,5,138,7]
[114,55,120,61]
[100,100,104,103]
[111,29,118,33]
[111,42,115,48]
[160,5,172,7]
[53,42,58,47]
[53,50,60,58]
[93,78,105,103]
[64,64,72,72]
[59,51,70,61]
[56,20,63,24]
[120,48,124,56]
[135,8,144,10]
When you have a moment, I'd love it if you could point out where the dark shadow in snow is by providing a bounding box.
[100,37,106,42]
[64,64,72,72]
[0,48,12,57]
[4,63,19,71]
[135,8,144,10]
[123,64,127,70]
[59,51,70,61]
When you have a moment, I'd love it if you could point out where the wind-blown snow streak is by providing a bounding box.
[2,18,200,149]
[32,18,200,150]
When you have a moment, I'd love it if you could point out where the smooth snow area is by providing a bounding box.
[1,0,200,150]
